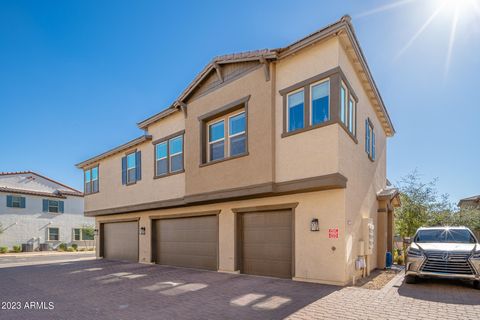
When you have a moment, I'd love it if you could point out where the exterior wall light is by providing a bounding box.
[140,226,146,235]
[94,229,99,236]
[310,218,320,232]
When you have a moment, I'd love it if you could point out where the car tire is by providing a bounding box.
[405,275,417,284]
[474,281,480,290]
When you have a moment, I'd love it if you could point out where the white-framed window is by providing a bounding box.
[228,111,246,157]
[208,119,225,161]
[73,228,94,241]
[155,141,168,176]
[42,199,64,213]
[47,227,60,241]
[126,152,136,184]
[6,195,25,208]
[84,166,99,194]
[169,136,183,173]
[287,89,305,132]
[365,119,376,161]
[340,82,356,136]
[310,79,330,125]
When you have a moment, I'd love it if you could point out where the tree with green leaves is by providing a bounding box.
[81,224,95,250]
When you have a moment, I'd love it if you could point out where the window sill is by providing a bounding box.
[125,181,137,187]
[281,120,336,138]
[153,169,185,179]
[200,152,249,168]
[84,191,99,196]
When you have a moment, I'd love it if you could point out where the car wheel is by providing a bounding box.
[474,281,480,289]
[405,275,417,284]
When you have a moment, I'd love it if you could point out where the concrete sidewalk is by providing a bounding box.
[0,250,95,258]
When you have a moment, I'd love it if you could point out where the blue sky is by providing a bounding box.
[0,0,478,203]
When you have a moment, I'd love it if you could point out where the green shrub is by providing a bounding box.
[12,245,22,253]
[66,247,76,252]
[394,249,405,265]
[78,248,85,252]
[87,248,95,251]
[57,243,68,251]
[0,246,8,254]
[71,244,78,250]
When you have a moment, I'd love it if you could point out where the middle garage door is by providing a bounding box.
[239,210,293,278]
[154,215,218,270]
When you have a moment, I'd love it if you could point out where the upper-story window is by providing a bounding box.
[154,134,184,177]
[340,81,356,136]
[6,195,26,208]
[207,110,247,162]
[365,119,375,161]
[42,199,64,213]
[287,89,305,132]
[84,166,99,194]
[311,79,330,126]
[121,151,142,185]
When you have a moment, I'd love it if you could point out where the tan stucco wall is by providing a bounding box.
[95,189,348,285]
[185,66,274,196]
[274,37,341,183]
[84,111,186,213]
[336,42,388,281]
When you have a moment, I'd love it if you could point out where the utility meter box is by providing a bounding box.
[362,218,375,255]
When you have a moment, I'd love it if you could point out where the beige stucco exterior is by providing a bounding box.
[77,17,397,286]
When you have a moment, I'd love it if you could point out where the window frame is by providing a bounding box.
[309,78,330,126]
[286,88,305,133]
[72,228,94,241]
[48,200,60,213]
[153,131,185,178]
[11,196,23,208]
[207,118,226,162]
[84,165,99,195]
[47,227,60,241]
[198,95,250,166]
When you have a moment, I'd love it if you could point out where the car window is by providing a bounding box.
[414,229,476,243]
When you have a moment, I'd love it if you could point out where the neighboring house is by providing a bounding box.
[76,16,400,286]
[0,171,94,250]
[458,195,480,210]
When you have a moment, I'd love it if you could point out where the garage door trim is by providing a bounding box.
[233,203,297,278]
[150,211,220,270]
[100,218,140,261]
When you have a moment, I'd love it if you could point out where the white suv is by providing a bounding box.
[405,227,480,288]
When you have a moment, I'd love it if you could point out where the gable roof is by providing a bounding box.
[137,15,395,136]
[458,195,480,207]
[0,171,83,197]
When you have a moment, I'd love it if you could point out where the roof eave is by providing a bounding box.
[75,135,152,169]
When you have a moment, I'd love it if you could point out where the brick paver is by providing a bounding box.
[0,259,478,320]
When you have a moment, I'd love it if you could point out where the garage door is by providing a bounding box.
[154,215,218,270]
[240,210,292,278]
[102,221,139,262]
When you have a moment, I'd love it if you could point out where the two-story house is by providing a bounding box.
[0,171,94,250]
[76,16,399,286]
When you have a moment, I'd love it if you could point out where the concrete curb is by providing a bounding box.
[0,251,95,258]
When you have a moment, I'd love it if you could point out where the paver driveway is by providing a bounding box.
[0,259,479,320]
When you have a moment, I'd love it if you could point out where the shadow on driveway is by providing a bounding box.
[0,259,340,320]
[397,277,480,305]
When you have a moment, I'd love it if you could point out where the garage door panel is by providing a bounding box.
[155,215,218,271]
[103,221,138,262]
[241,210,292,278]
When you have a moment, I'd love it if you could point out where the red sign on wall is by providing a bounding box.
[328,228,339,239]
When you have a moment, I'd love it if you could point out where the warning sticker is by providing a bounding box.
[328,228,339,239]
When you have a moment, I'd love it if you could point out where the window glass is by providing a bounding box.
[12,196,21,208]
[170,153,183,172]
[340,86,346,124]
[127,153,136,169]
[48,200,59,213]
[156,142,167,159]
[91,167,98,181]
[210,141,225,161]
[209,121,225,142]
[48,228,59,241]
[311,81,330,125]
[156,142,168,175]
[229,112,246,136]
[288,90,304,131]
[85,170,91,183]
[82,229,94,240]
[74,229,81,241]
[169,136,183,155]
[348,98,354,132]
[230,134,246,156]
